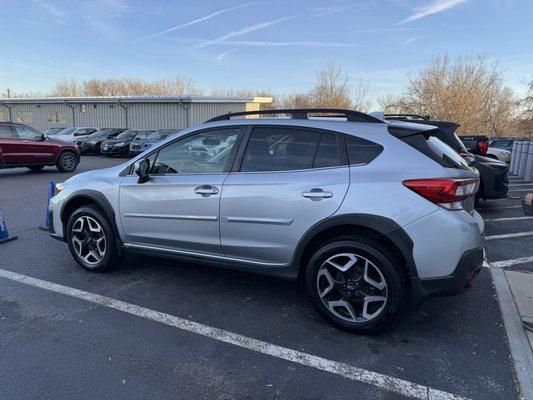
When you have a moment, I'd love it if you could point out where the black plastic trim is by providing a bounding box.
[290,213,417,278]
[412,247,483,300]
[60,190,123,253]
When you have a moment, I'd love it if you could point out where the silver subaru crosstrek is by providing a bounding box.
[48,109,484,333]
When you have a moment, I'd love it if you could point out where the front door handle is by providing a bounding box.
[195,185,219,196]
[21,140,31,144]
[302,188,333,199]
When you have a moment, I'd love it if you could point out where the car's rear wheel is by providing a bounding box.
[56,151,78,172]
[27,165,44,171]
[66,205,123,271]
[305,235,406,334]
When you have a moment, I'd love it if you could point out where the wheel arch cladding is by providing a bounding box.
[60,190,123,253]
[294,214,416,281]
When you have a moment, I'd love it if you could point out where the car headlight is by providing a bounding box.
[114,142,125,147]
[54,182,67,196]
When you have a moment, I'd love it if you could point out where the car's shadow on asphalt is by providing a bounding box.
[94,252,499,345]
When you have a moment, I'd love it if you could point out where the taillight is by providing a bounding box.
[403,178,478,210]
[477,141,488,156]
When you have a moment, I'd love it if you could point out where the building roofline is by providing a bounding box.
[0,95,273,105]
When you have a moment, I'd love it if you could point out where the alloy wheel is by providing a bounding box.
[62,153,77,171]
[316,253,387,323]
[71,216,107,265]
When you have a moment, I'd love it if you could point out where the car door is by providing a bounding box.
[119,127,244,256]
[220,126,350,265]
[11,125,54,164]
[0,125,19,166]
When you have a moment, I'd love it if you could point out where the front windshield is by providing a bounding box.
[116,130,138,140]
[134,131,153,140]
[57,127,76,135]
[146,132,164,141]
[89,130,112,138]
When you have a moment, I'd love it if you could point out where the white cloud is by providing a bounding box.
[196,14,302,48]
[137,2,259,41]
[399,36,422,46]
[32,0,66,23]
[216,48,238,62]
[398,0,468,25]
[213,40,358,48]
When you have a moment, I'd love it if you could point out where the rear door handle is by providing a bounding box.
[195,185,219,196]
[302,188,333,199]
[22,140,31,144]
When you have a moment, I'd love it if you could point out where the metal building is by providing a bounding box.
[0,96,272,132]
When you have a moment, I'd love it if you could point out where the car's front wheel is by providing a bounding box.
[305,235,406,334]
[56,151,79,172]
[66,205,123,271]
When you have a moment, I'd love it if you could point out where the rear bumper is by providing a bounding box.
[411,247,483,300]
[101,145,128,155]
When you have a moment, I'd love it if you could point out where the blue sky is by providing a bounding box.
[0,0,531,106]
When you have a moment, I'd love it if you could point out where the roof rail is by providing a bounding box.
[206,109,384,123]
[384,113,431,121]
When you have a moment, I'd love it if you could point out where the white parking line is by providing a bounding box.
[484,216,533,222]
[0,268,470,400]
[509,183,533,187]
[490,256,533,268]
[485,231,533,240]
[479,205,522,211]
[510,189,533,194]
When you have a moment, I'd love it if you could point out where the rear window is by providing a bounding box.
[426,136,470,170]
[0,125,14,138]
[345,135,383,165]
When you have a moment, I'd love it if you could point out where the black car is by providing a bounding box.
[75,129,125,154]
[384,114,509,203]
[100,129,145,157]
[128,129,176,156]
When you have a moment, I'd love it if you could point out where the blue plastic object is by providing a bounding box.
[39,181,56,231]
[0,208,17,244]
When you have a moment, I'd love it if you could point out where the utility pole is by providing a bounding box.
[6,89,11,98]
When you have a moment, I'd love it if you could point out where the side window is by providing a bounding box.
[14,126,41,140]
[314,133,341,168]
[0,125,14,138]
[345,135,383,165]
[241,127,321,172]
[151,128,240,174]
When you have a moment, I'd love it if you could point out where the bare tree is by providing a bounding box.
[378,54,517,136]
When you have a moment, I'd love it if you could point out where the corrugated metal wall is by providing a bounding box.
[1,101,251,131]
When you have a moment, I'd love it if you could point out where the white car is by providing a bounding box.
[50,127,98,142]
[486,147,511,163]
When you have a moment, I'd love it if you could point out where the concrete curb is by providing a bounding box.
[490,266,533,400]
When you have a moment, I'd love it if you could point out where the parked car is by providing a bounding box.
[384,115,509,203]
[43,127,66,136]
[489,138,515,152]
[74,128,125,155]
[486,147,511,163]
[53,127,98,142]
[101,129,145,157]
[460,135,489,156]
[128,129,175,156]
[48,109,484,334]
[0,122,79,172]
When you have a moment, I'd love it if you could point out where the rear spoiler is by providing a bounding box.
[387,121,440,138]
[388,120,460,138]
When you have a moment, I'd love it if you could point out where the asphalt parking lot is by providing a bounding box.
[0,156,529,400]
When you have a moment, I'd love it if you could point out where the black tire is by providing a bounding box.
[66,205,123,272]
[56,151,79,172]
[475,180,484,206]
[27,165,44,171]
[305,235,407,334]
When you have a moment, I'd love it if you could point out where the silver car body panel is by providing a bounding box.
[48,117,484,282]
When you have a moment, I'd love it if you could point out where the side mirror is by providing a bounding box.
[37,133,46,141]
[136,158,151,184]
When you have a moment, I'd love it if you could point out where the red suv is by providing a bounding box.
[0,122,80,172]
